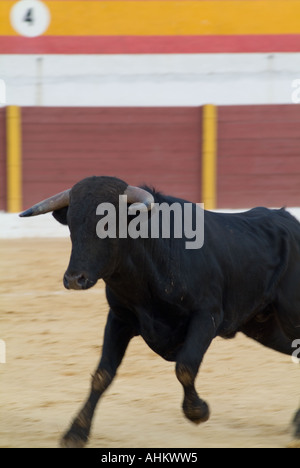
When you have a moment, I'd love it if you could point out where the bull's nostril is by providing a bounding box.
[63,272,96,290]
[64,273,86,290]
[76,274,86,288]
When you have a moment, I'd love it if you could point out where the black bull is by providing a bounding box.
[20,176,300,448]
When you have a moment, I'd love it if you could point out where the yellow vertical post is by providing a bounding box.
[6,105,22,212]
[202,104,217,210]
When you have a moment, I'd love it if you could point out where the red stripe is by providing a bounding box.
[1,35,300,54]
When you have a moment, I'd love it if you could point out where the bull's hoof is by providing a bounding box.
[182,398,210,425]
[60,426,89,448]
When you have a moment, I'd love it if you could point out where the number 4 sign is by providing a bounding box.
[10,0,51,38]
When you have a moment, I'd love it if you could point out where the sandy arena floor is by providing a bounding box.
[0,238,299,448]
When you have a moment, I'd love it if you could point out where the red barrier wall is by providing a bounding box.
[218,105,300,208]
[0,108,6,211]
[2,104,300,212]
[21,107,202,208]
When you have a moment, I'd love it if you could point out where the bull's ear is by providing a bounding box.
[52,206,68,225]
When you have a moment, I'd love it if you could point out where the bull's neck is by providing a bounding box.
[105,235,173,294]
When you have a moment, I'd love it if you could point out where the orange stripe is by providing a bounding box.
[0,35,300,54]
[39,1,300,36]
[2,1,300,36]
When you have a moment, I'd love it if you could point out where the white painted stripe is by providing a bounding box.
[0,53,300,106]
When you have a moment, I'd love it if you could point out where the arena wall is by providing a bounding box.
[217,105,300,208]
[2,1,300,54]
[1,104,300,212]
[1,1,300,107]
[1,2,300,212]
[21,106,202,208]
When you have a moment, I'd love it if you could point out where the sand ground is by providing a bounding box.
[0,238,299,448]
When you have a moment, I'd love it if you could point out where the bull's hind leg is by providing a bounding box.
[276,268,300,342]
[175,309,217,424]
[241,310,295,356]
[61,311,135,448]
[241,313,300,443]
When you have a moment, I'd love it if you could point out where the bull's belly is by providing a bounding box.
[137,313,189,362]
[142,335,184,361]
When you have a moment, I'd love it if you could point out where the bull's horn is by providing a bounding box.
[124,186,154,214]
[19,189,71,217]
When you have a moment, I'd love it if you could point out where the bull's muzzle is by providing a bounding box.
[63,272,96,291]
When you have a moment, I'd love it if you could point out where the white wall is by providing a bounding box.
[1,53,300,107]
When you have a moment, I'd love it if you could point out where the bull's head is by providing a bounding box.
[20,176,154,290]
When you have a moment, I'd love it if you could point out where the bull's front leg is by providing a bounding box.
[175,309,218,424]
[61,311,135,448]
